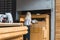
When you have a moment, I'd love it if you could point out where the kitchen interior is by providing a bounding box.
[0,0,55,40]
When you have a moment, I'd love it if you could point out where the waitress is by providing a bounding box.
[24,12,31,40]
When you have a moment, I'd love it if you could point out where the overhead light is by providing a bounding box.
[36,13,41,15]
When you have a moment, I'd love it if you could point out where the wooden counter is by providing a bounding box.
[0,23,28,40]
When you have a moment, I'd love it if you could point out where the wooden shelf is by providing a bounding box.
[0,23,22,26]
[20,14,48,18]
[20,14,49,22]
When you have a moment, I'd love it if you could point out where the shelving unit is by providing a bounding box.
[20,14,50,40]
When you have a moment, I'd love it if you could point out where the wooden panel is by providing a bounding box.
[0,26,28,34]
[0,31,25,40]
[56,0,60,40]
[30,33,43,40]
[20,14,48,18]
[30,22,45,40]
[9,35,23,40]
[30,15,49,40]
[0,23,21,26]
[31,21,45,33]
[0,26,28,40]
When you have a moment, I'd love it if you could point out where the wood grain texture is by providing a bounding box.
[0,31,27,40]
[30,15,49,40]
[0,26,28,40]
[20,14,48,18]
[0,26,28,34]
[20,14,49,40]
[0,23,22,26]
[56,0,60,40]
[30,22,45,40]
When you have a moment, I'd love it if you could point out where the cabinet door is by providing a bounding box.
[30,21,46,40]
[33,23,40,33]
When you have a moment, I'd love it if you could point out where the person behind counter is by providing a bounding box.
[24,12,31,40]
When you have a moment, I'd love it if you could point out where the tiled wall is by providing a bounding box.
[0,0,16,22]
[0,0,15,13]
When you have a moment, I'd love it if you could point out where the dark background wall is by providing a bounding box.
[0,0,16,22]
[16,0,51,11]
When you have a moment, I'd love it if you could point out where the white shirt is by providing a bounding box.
[24,18,31,26]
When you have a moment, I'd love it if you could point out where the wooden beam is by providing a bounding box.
[0,26,28,34]
[0,31,28,40]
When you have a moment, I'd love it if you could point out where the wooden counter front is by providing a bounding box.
[0,26,28,40]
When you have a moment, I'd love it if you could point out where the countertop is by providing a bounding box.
[0,23,23,26]
[0,23,28,40]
